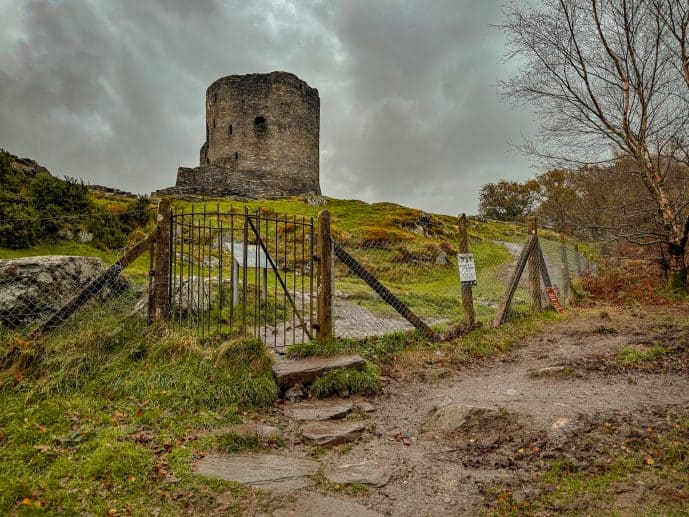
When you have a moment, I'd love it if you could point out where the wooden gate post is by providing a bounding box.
[560,234,570,306]
[526,216,542,312]
[457,213,476,328]
[151,197,172,321]
[316,210,333,341]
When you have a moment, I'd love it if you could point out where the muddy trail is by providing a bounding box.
[259,308,689,516]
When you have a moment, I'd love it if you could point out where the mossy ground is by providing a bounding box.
[0,296,278,515]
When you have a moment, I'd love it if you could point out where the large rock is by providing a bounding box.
[195,452,319,492]
[171,276,212,316]
[0,256,129,329]
[273,354,366,389]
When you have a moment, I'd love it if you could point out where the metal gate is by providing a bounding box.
[169,206,315,348]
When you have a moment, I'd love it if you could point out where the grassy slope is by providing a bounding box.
[0,302,277,515]
[0,194,589,515]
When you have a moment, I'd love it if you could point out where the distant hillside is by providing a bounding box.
[0,149,151,250]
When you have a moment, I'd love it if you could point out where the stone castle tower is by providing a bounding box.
[157,71,321,198]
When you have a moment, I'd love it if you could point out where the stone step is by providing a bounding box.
[301,420,366,445]
[273,354,366,390]
[195,452,319,492]
[284,399,353,421]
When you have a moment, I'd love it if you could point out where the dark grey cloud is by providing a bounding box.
[0,0,536,214]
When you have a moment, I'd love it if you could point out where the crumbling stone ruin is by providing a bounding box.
[155,72,321,199]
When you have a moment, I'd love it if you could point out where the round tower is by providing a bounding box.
[200,72,320,195]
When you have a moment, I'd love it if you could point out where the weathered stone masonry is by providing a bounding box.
[155,72,321,199]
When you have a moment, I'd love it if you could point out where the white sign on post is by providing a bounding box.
[458,253,477,286]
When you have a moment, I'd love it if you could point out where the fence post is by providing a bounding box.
[574,243,583,276]
[151,197,172,321]
[527,216,542,312]
[457,213,476,328]
[316,210,333,341]
[560,234,570,305]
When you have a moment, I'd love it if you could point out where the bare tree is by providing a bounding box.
[500,0,689,291]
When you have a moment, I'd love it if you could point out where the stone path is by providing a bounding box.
[273,354,365,389]
[194,396,382,513]
[196,453,319,492]
[273,493,384,517]
[194,308,689,516]
[266,294,414,352]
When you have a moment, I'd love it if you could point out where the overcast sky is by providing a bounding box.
[0,0,537,215]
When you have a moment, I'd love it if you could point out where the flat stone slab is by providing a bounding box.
[273,354,366,389]
[273,493,383,517]
[324,461,390,487]
[302,421,366,445]
[285,400,353,421]
[195,453,319,492]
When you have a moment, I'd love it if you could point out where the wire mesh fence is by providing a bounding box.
[0,221,150,339]
[0,205,597,345]
[331,227,594,338]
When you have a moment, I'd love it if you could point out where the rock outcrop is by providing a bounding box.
[0,256,129,329]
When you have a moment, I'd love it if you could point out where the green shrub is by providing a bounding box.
[87,208,126,249]
[0,196,38,248]
[121,195,153,232]
[30,175,91,216]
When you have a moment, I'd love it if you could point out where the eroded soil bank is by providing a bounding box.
[265,307,689,516]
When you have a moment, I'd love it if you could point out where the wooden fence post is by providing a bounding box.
[151,197,172,321]
[316,210,333,341]
[560,234,570,306]
[457,213,476,328]
[526,216,542,312]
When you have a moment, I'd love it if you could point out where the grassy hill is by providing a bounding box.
[0,190,585,515]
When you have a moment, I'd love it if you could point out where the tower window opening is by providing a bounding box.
[228,124,232,135]
[235,151,238,160]
[254,116,266,134]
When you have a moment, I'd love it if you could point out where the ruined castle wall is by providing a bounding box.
[194,72,320,195]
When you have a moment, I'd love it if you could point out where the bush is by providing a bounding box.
[121,195,153,232]
[0,196,38,248]
[30,175,93,242]
[87,208,126,250]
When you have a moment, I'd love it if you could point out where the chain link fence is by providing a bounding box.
[0,212,151,339]
[332,222,594,339]
[0,208,596,343]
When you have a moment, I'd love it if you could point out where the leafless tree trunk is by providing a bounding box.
[500,0,689,291]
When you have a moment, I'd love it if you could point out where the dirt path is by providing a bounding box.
[270,308,689,516]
